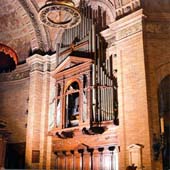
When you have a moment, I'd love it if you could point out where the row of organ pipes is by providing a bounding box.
[90,25,118,123]
[59,0,107,52]
[57,0,118,124]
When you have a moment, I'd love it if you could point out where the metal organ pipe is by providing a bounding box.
[97,35,102,122]
[58,2,117,124]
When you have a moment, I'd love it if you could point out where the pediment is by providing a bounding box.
[52,56,92,75]
[127,144,144,150]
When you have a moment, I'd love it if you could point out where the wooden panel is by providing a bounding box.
[57,153,65,170]
[32,150,40,163]
[93,149,101,170]
[73,151,80,170]
[66,152,73,170]
[54,146,118,170]
[83,151,91,170]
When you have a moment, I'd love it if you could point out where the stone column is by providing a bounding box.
[116,10,150,170]
[25,54,53,169]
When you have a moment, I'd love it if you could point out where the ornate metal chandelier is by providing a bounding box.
[39,0,81,29]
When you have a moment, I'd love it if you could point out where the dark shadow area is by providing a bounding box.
[5,142,25,169]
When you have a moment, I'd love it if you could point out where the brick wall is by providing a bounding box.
[0,78,29,143]
[143,14,170,169]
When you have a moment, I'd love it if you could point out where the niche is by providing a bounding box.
[65,81,80,128]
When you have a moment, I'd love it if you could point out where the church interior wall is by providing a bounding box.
[1,0,170,170]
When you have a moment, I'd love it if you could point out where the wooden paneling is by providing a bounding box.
[32,150,40,163]
[54,146,118,170]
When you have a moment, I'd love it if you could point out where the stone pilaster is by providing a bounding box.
[102,9,152,170]
[25,54,54,169]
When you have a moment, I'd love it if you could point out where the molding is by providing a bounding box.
[145,12,170,21]
[26,54,57,72]
[101,9,144,44]
[0,63,30,82]
[27,54,51,64]
[51,55,92,77]
[116,21,142,40]
[145,21,170,34]
[109,9,145,30]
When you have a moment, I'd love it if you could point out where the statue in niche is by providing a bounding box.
[67,93,79,127]
[65,82,80,127]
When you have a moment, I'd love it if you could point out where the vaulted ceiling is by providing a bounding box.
[0,0,134,64]
[0,0,60,64]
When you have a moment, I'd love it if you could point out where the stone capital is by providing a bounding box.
[101,9,146,44]
[26,54,54,72]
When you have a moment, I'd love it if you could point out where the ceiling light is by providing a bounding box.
[39,0,81,29]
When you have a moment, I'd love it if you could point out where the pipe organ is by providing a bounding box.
[57,0,118,124]
[49,1,119,169]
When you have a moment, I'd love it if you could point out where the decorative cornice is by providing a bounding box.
[26,54,56,72]
[100,29,115,43]
[0,63,30,82]
[116,21,142,40]
[101,9,144,44]
[30,62,44,72]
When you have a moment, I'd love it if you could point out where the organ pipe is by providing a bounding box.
[57,1,118,124]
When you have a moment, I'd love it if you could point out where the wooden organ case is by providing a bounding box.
[49,1,119,169]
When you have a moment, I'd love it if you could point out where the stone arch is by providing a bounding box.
[17,0,50,52]
[158,75,170,116]
[158,75,170,169]
[156,61,170,84]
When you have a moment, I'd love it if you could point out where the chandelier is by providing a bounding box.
[39,0,81,29]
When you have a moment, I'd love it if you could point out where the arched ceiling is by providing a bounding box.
[0,0,33,63]
[0,0,55,64]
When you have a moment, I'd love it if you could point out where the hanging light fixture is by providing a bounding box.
[39,0,81,29]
